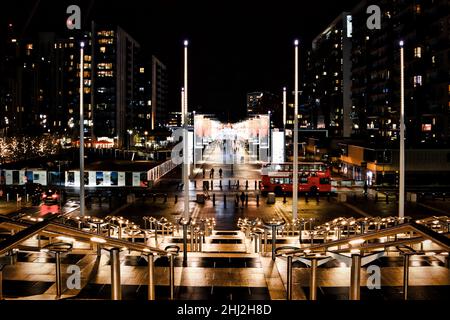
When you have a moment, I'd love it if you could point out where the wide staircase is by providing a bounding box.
[1,214,449,300]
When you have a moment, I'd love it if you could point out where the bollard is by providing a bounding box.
[349,253,361,300]
[237,180,240,188]
[264,229,268,252]
[219,180,222,190]
[255,180,257,190]
[403,254,411,300]
[256,194,259,207]
[316,193,320,203]
[182,224,188,264]
[194,180,197,188]
[327,193,331,202]
[286,255,293,300]
[271,225,277,261]
[310,258,318,300]
[213,193,216,206]
[228,180,231,189]
[305,193,309,203]
[55,251,62,299]
[211,180,214,191]
[0,267,3,301]
[253,234,259,253]
[111,248,122,300]
[6,193,9,202]
[375,193,378,202]
[175,195,178,203]
[245,180,248,190]
[224,194,227,208]
[148,253,155,300]
[169,254,175,300]
[198,233,203,252]
[190,227,194,252]
[283,193,287,204]
[164,194,167,203]
[245,194,248,207]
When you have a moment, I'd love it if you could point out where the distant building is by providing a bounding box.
[246,91,281,127]
[0,22,168,149]
[350,0,450,146]
[306,12,353,138]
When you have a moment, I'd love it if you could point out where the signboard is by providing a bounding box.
[132,172,140,186]
[271,131,285,164]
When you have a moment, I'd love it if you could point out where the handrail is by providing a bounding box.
[281,222,450,256]
[0,216,167,256]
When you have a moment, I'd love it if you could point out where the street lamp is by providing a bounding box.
[399,40,405,219]
[293,39,299,220]
[183,40,189,219]
[79,41,85,217]
[283,87,287,130]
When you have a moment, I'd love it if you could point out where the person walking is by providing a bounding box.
[210,168,215,179]
[219,168,223,179]
[240,192,245,208]
[202,167,206,179]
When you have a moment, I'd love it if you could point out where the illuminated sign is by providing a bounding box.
[271,131,285,164]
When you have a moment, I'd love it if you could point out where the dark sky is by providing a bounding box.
[3,0,360,121]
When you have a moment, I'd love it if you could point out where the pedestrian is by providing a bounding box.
[202,168,206,178]
[219,168,223,178]
[210,168,215,179]
[240,192,245,208]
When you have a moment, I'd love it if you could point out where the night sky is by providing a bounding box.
[3,0,360,121]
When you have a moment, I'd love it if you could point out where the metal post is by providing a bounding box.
[79,42,85,217]
[148,253,155,300]
[96,224,101,257]
[190,226,194,251]
[183,40,190,220]
[198,233,203,252]
[0,267,3,300]
[264,229,268,253]
[111,248,122,300]
[292,40,299,220]
[169,254,175,300]
[349,254,361,300]
[403,254,410,300]
[286,255,293,300]
[399,41,405,218]
[310,258,318,300]
[271,225,277,261]
[55,252,62,299]
[182,224,188,264]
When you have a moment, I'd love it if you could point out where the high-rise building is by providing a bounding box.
[151,56,168,130]
[306,12,353,138]
[350,0,450,146]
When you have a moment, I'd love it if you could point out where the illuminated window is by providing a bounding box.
[414,47,422,58]
[415,4,421,14]
[421,124,432,132]
[413,75,422,87]
[100,46,106,53]
[140,67,145,73]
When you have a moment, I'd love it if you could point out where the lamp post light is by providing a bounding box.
[79,41,85,217]
[293,40,299,220]
[399,40,405,219]
[283,87,287,130]
[183,40,190,219]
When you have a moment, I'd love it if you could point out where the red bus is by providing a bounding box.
[261,162,332,195]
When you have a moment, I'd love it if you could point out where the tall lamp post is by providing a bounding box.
[399,40,405,219]
[79,41,85,217]
[292,40,299,220]
[183,40,189,219]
